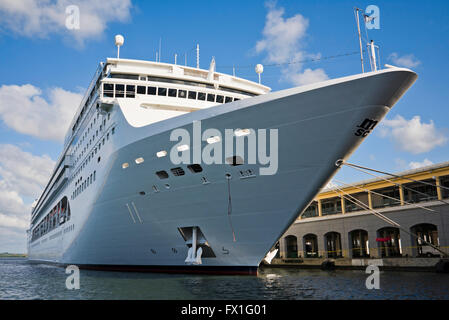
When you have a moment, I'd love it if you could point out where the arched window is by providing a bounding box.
[303,234,319,258]
[284,235,298,258]
[349,229,369,258]
[410,223,439,257]
[325,232,342,258]
[377,227,401,257]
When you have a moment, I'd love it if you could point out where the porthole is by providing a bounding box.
[135,157,144,164]
[164,184,170,189]
[122,163,129,169]
[234,128,251,137]
[156,150,167,158]
[177,144,189,152]
[206,136,221,144]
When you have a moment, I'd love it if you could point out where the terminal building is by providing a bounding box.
[275,161,449,266]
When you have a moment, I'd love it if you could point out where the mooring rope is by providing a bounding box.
[333,184,448,257]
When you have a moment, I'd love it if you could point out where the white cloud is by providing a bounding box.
[0,144,55,197]
[409,159,433,170]
[0,0,132,44]
[288,68,328,87]
[0,144,55,252]
[0,213,28,229]
[380,115,447,154]
[0,84,83,142]
[255,2,328,86]
[388,53,421,68]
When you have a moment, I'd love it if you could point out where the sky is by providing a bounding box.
[0,0,448,253]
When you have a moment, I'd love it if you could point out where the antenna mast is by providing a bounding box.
[354,7,364,73]
[196,44,200,68]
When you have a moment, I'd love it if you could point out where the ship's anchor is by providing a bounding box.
[185,226,203,265]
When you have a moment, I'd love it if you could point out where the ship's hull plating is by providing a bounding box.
[28,68,417,274]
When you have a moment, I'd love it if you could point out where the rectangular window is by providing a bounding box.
[170,167,185,176]
[147,86,156,95]
[216,95,224,103]
[168,88,177,97]
[187,164,203,173]
[207,93,215,102]
[126,85,135,98]
[158,87,167,96]
[188,91,197,99]
[225,96,232,103]
[178,90,187,98]
[137,86,146,94]
[103,83,113,97]
[156,170,169,179]
[115,84,125,98]
[197,92,206,101]
[110,73,139,80]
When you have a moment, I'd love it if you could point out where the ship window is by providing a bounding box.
[177,144,189,152]
[187,164,203,173]
[225,96,232,103]
[170,167,185,176]
[115,84,125,98]
[126,85,135,98]
[158,87,167,96]
[197,92,206,101]
[216,95,224,103]
[226,155,244,166]
[234,98,240,101]
[103,83,114,97]
[147,86,156,95]
[168,88,177,97]
[188,91,197,99]
[94,171,96,181]
[156,150,167,158]
[207,93,215,102]
[122,163,129,169]
[135,157,144,164]
[178,90,187,98]
[137,86,146,94]
[110,73,139,80]
[156,170,169,179]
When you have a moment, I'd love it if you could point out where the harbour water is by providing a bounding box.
[1,258,448,300]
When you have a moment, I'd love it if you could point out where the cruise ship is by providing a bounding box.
[27,36,417,274]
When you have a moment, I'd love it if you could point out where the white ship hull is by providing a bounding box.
[28,68,417,274]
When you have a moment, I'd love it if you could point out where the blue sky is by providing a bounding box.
[0,0,448,252]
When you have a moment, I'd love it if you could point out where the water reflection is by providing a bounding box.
[1,258,448,300]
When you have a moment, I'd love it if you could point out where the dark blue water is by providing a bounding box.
[1,258,448,299]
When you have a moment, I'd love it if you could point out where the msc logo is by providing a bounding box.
[354,118,378,137]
